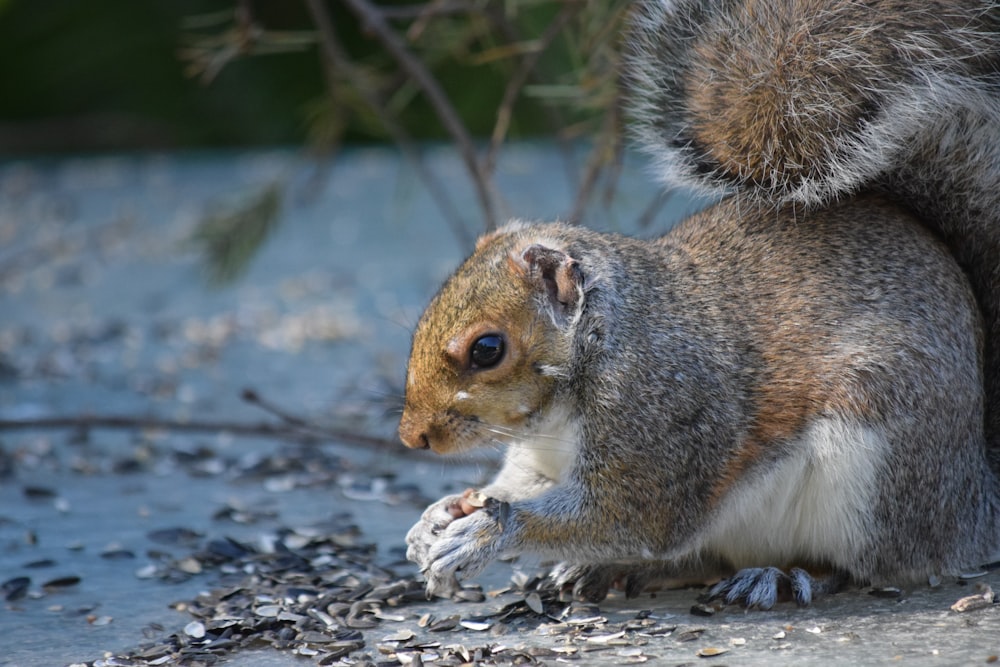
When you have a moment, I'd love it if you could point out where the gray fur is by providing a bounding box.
[403,0,1000,606]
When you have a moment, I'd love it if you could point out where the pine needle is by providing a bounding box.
[189,182,283,285]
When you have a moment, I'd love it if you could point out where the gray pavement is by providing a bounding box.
[0,148,997,666]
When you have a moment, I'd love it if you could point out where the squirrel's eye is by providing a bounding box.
[470,334,504,369]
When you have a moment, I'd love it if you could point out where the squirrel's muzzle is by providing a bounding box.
[398,412,431,450]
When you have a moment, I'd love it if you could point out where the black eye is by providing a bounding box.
[470,334,504,369]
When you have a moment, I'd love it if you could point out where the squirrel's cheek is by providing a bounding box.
[470,385,551,429]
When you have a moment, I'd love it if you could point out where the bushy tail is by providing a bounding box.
[624,0,1000,453]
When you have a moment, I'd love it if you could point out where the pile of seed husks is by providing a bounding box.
[79,512,702,667]
[81,514,433,666]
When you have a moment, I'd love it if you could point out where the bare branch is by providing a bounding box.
[484,3,582,179]
[303,0,474,247]
[484,6,581,196]
[0,413,392,448]
[380,1,478,21]
[341,0,499,230]
[635,189,677,230]
[568,85,623,224]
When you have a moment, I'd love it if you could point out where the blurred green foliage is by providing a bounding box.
[0,0,633,273]
[0,0,618,154]
[0,1,320,152]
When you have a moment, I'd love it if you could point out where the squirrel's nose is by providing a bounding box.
[399,413,431,450]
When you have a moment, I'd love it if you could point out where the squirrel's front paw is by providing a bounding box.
[703,567,813,609]
[405,493,468,571]
[424,498,514,598]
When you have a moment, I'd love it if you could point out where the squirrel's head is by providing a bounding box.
[399,222,584,454]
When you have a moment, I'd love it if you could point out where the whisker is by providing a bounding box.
[479,423,576,446]
[478,422,574,443]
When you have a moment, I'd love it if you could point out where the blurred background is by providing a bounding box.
[0,7,681,663]
[0,0,640,240]
[0,0,622,151]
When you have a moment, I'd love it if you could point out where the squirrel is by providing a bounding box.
[398,0,1000,609]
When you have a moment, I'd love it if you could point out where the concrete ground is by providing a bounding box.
[0,147,998,667]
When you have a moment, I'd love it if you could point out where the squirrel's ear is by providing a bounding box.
[509,243,584,323]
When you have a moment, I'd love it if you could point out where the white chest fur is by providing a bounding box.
[700,417,887,569]
[509,404,580,483]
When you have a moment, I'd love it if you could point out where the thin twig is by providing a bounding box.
[380,1,476,20]
[485,5,581,198]
[484,3,582,179]
[0,414,396,450]
[406,0,456,41]
[0,388,500,467]
[341,0,499,230]
[635,189,676,230]
[240,387,318,432]
[303,0,474,246]
[568,92,622,224]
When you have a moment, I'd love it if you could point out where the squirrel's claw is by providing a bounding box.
[422,567,461,599]
[549,563,616,602]
[548,562,664,602]
[703,566,813,609]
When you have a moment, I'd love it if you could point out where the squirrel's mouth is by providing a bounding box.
[398,409,491,455]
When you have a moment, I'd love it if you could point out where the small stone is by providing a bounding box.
[2,576,30,601]
[134,564,158,579]
[869,586,903,599]
[428,615,459,632]
[383,629,416,643]
[690,603,716,617]
[676,628,706,642]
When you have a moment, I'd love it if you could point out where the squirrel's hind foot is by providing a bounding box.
[703,567,851,609]
[703,567,812,609]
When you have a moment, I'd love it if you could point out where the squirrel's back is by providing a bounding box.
[625,0,1000,453]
